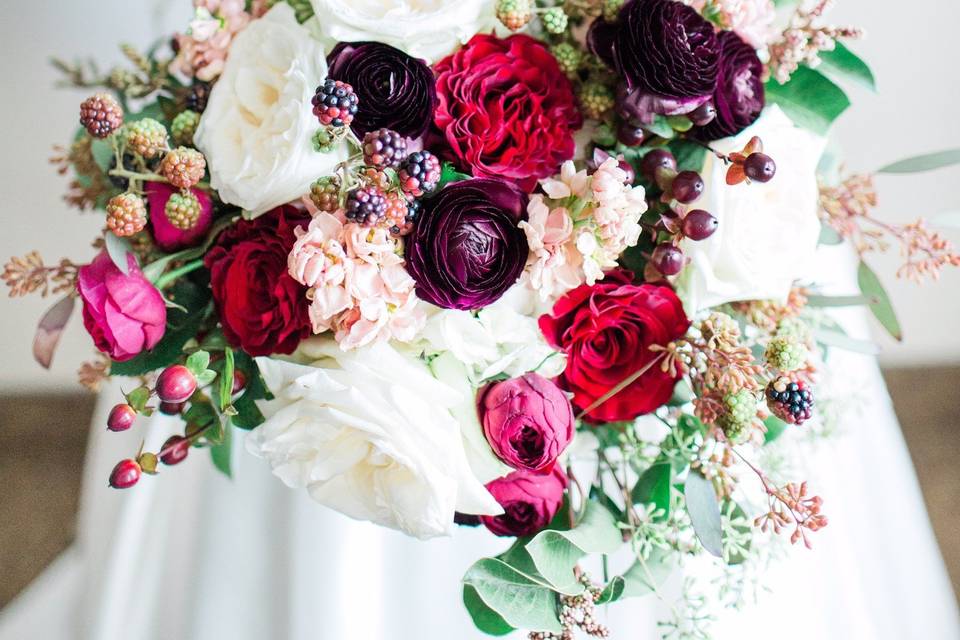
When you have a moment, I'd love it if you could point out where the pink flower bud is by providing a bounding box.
[480,467,567,537]
[108,459,142,489]
[156,365,197,403]
[107,404,137,432]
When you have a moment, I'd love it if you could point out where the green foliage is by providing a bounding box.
[125,386,151,413]
[217,347,235,413]
[684,470,723,558]
[209,417,233,478]
[462,558,563,633]
[230,351,273,430]
[857,260,903,341]
[667,139,708,173]
[763,415,788,445]
[878,148,960,174]
[597,548,673,604]
[463,586,514,636]
[436,162,471,191]
[765,67,850,135]
[817,42,877,92]
[632,461,672,521]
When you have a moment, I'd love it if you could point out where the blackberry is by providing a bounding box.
[80,93,124,139]
[160,147,206,189]
[551,42,582,79]
[345,186,388,227]
[309,176,341,213]
[579,83,615,120]
[765,377,814,425]
[398,150,441,197]
[171,110,200,147]
[390,198,421,237]
[106,193,147,237]
[312,79,359,128]
[185,82,211,113]
[362,128,407,169]
[496,0,533,31]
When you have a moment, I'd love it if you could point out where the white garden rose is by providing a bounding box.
[307,0,498,63]
[247,339,501,540]
[194,4,347,216]
[677,106,826,312]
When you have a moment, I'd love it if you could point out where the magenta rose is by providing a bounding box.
[145,183,214,252]
[478,373,574,473]
[481,467,567,537]
[77,251,167,361]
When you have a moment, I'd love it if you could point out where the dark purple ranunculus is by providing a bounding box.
[404,178,528,310]
[326,41,437,139]
[693,31,765,141]
[593,0,719,123]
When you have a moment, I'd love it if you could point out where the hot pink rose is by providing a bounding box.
[146,183,214,252]
[77,252,167,362]
[481,467,567,537]
[478,373,575,473]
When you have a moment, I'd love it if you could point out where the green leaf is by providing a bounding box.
[857,260,903,341]
[878,149,960,174]
[684,470,722,557]
[230,352,272,430]
[125,386,151,412]
[436,162,471,191]
[463,586,515,636]
[218,347,235,412]
[817,42,876,92]
[763,415,788,445]
[806,294,878,307]
[195,370,216,387]
[462,558,562,633]
[643,116,674,139]
[522,503,622,591]
[141,247,204,284]
[765,67,850,135]
[597,548,672,604]
[90,138,115,173]
[667,139,708,173]
[104,233,134,274]
[813,328,880,355]
[209,417,232,478]
[818,224,844,246]
[665,115,693,132]
[183,400,217,428]
[632,462,672,520]
[185,350,210,376]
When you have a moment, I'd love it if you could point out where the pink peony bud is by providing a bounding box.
[155,365,197,403]
[480,468,567,537]
[477,373,574,473]
[107,404,137,432]
[108,459,142,489]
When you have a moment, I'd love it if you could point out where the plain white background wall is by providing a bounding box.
[0,0,957,392]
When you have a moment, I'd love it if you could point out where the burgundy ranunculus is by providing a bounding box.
[432,34,582,191]
[693,31,765,141]
[481,468,567,537]
[404,178,528,310]
[539,269,690,423]
[204,206,312,356]
[327,41,437,138]
[478,373,574,473]
[593,0,719,122]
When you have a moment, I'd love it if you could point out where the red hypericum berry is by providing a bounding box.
[640,149,676,181]
[159,436,190,466]
[109,459,142,489]
[744,152,776,183]
[232,369,247,395]
[689,101,717,127]
[671,171,704,203]
[682,209,718,241]
[107,404,137,432]
[616,122,646,147]
[156,365,197,404]
[651,243,685,276]
[159,401,185,416]
[618,159,636,185]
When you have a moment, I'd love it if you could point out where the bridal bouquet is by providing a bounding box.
[6,0,959,636]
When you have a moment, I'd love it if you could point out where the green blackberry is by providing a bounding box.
[362,128,407,169]
[345,186,388,227]
[766,377,814,425]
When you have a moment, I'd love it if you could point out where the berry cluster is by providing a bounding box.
[312,79,359,129]
[766,377,814,425]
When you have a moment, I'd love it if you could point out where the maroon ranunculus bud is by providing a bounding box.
[478,374,575,473]
[694,30,765,141]
[481,468,568,537]
[107,404,137,432]
[109,459,142,489]
[156,365,197,403]
[327,41,437,139]
[404,178,528,310]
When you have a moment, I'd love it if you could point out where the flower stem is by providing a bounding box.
[155,258,205,289]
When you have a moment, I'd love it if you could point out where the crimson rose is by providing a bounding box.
[539,270,690,422]
[204,206,312,356]
[481,468,567,537]
[432,34,582,192]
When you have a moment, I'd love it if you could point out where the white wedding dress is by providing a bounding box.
[1,247,958,640]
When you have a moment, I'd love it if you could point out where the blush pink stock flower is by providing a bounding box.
[687,0,776,49]
[172,0,251,82]
[77,252,167,362]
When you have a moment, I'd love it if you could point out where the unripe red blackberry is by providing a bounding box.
[384,192,413,235]
[744,153,776,183]
[109,459,142,489]
[496,0,533,31]
[398,151,441,197]
[671,171,704,203]
[362,128,407,169]
[164,191,202,230]
[682,209,718,241]
[107,404,137,432]
[345,186,388,227]
[156,365,197,403]
[80,93,124,139]
[160,147,206,189]
[651,243,685,276]
[312,79,359,128]
[171,110,200,147]
[765,377,814,425]
[310,176,341,213]
[123,118,169,159]
[159,436,190,466]
[106,193,148,237]
[640,149,676,181]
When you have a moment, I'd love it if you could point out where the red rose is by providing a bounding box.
[539,270,690,422]
[481,467,567,537]
[204,206,312,356]
[433,34,582,192]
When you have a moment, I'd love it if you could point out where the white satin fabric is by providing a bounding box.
[1,248,958,640]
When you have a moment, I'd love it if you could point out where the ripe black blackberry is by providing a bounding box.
[398,150,441,197]
[312,79,359,128]
[765,377,814,425]
[362,128,407,169]
[185,82,211,113]
[345,186,388,227]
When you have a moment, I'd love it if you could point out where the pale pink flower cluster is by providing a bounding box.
[172,0,251,82]
[288,211,424,350]
[520,158,646,301]
[687,0,776,49]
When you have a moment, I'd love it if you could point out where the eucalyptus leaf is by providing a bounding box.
[462,558,563,633]
[765,67,850,135]
[632,462,672,520]
[463,585,514,636]
[813,328,881,355]
[806,294,877,307]
[878,149,960,174]
[684,470,723,558]
[104,233,134,275]
[817,42,877,92]
[857,260,903,341]
[33,295,75,369]
[597,548,672,604]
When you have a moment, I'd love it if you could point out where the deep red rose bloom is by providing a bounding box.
[204,206,312,356]
[432,34,582,192]
[539,270,690,422]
